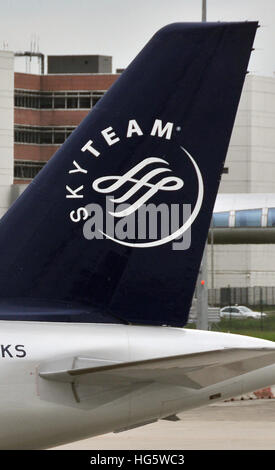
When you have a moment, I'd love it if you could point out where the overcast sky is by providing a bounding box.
[1,0,274,76]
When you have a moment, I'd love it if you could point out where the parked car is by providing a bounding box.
[220,305,267,319]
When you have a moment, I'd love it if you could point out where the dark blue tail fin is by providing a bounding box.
[0,22,257,325]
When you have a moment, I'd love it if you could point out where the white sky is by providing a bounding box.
[1,0,274,76]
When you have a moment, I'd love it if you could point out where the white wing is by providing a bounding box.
[38,348,275,408]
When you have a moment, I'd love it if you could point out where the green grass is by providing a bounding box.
[187,313,275,342]
[216,325,275,342]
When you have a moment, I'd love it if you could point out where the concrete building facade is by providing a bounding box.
[220,75,275,194]
[0,51,14,217]
[210,75,275,291]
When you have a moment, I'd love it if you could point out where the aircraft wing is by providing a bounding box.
[39,347,275,390]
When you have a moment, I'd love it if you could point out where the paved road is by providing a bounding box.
[53,399,275,450]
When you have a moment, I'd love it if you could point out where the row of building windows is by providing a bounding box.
[14,125,76,145]
[213,209,275,228]
[14,89,105,109]
[14,160,47,179]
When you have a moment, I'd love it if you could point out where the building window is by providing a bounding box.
[53,130,66,144]
[14,160,47,179]
[40,93,52,109]
[15,90,40,108]
[14,89,105,110]
[14,125,75,145]
[53,94,66,109]
[235,209,262,227]
[67,95,78,108]
[267,208,275,227]
[92,96,101,106]
[40,128,53,144]
[212,212,229,227]
[79,94,91,108]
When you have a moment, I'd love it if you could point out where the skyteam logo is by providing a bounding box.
[92,157,184,217]
[66,119,204,250]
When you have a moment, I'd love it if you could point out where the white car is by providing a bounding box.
[220,305,267,319]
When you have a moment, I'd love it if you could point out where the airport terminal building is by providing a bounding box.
[212,75,275,292]
[0,50,275,295]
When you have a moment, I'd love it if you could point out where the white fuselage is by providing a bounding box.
[0,321,275,449]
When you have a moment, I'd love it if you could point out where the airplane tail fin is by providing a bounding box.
[0,22,257,325]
